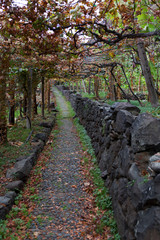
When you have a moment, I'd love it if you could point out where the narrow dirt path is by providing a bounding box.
[27,88,94,239]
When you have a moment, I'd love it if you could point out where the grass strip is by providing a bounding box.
[65,96,121,239]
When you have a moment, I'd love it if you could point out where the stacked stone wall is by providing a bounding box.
[0,113,56,220]
[57,85,160,240]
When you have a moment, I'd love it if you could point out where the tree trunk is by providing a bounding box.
[23,93,27,115]
[111,69,130,102]
[9,105,15,125]
[117,76,121,100]
[138,72,142,92]
[130,69,134,91]
[32,86,37,117]
[109,72,116,101]
[103,74,110,96]
[137,42,158,107]
[94,77,100,99]
[76,81,79,92]
[82,79,87,93]
[157,66,159,91]
[41,75,45,118]
[8,78,15,125]
[0,53,8,144]
[26,68,32,129]
[88,78,91,94]
[47,80,51,112]
[0,78,7,144]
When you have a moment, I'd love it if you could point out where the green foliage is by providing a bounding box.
[36,215,43,224]
[0,220,8,240]
[149,61,159,81]
[151,106,160,118]
[29,194,42,202]
[137,4,160,32]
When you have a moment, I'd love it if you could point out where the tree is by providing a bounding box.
[0,47,9,144]
[0,0,160,145]
[56,0,160,105]
[137,41,158,106]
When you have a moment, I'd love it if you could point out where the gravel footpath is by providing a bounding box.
[27,88,93,239]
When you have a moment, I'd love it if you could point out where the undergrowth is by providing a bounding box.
[0,111,59,240]
[0,108,51,171]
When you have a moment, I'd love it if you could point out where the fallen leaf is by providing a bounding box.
[84,182,90,187]
[86,234,93,239]
[33,232,40,237]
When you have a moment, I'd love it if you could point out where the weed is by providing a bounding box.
[14,192,23,205]
[143,175,149,183]
[13,218,24,229]
[29,187,36,193]
[20,204,29,216]
[151,106,160,118]
[26,219,32,229]
[29,194,42,202]
[84,156,89,164]
[33,166,42,175]
[36,215,43,224]
[0,220,8,240]
[127,180,135,187]
[9,206,21,217]
[47,216,54,221]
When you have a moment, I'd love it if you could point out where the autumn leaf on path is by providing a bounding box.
[33,232,40,237]
[84,182,90,187]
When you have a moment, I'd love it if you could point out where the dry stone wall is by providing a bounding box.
[0,112,56,220]
[57,85,160,240]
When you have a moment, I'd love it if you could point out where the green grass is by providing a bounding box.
[8,125,31,142]
[81,91,107,99]
[0,107,55,177]
[82,92,96,99]
[81,91,160,118]
[65,98,121,239]
[53,88,75,119]
[0,140,31,170]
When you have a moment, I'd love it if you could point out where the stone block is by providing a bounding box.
[135,207,160,240]
[6,180,24,192]
[131,113,160,153]
[115,110,135,133]
[111,102,140,117]
[6,158,32,180]
[32,132,48,143]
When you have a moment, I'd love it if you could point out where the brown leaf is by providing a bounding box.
[33,232,40,237]
[86,234,93,239]
[84,182,90,187]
